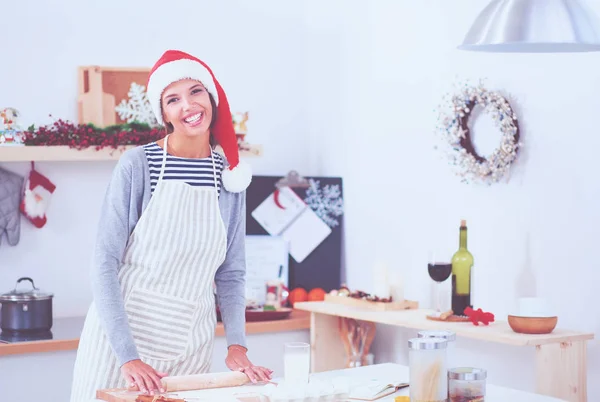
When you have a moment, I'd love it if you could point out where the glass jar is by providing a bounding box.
[448,367,486,402]
[408,337,448,402]
[417,330,456,343]
[418,330,456,367]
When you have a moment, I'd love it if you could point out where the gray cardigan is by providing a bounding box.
[90,146,247,367]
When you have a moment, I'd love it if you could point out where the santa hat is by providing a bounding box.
[146,49,251,193]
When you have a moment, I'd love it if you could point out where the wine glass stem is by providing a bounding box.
[437,282,441,312]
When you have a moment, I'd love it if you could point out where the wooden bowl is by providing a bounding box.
[508,315,558,334]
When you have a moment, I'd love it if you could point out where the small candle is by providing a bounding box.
[372,261,390,298]
[388,270,404,302]
[518,297,551,317]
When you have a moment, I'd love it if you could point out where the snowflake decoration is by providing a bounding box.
[304,179,344,228]
[115,82,158,126]
[434,80,522,185]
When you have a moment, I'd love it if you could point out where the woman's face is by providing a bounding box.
[161,79,213,137]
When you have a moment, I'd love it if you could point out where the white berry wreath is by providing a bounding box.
[436,82,521,184]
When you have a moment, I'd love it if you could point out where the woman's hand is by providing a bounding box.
[121,359,168,395]
[225,345,273,383]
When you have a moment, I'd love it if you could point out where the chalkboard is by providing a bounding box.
[245,175,344,293]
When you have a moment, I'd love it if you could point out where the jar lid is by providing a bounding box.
[0,277,53,302]
[448,367,487,381]
[418,330,456,341]
[408,337,447,350]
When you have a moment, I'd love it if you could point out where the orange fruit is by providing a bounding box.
[308,288,326,301]
[288,288,308,306]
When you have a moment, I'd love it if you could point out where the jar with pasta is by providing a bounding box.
[418,330,456,367]
[448,367,486,402]
[408,337,448,402]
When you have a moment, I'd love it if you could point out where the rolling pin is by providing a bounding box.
[160,371,250,392]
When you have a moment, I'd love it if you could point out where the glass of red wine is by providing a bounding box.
[428,251,452,315]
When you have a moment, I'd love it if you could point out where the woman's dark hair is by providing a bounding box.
[162,92,218,148]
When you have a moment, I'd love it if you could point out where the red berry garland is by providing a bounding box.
[22,119,164,150]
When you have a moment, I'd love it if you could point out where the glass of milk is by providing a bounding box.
[284,342,310,385]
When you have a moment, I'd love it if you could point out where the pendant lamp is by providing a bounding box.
[459,0,600,52]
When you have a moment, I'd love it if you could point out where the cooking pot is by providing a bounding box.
[0,277,53,333]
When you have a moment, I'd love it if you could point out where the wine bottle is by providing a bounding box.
[451,220,474,316]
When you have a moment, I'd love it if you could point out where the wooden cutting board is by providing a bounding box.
[96,371,251,402]
[324,294,418,311]
[77,66,116,127]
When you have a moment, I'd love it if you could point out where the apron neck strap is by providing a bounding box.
[209,147,219,196]
[158,135,169,183]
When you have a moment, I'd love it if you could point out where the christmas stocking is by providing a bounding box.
[20,162,56,228]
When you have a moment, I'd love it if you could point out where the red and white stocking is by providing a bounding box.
[20,162,56,228]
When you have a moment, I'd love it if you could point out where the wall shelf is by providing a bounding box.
[0,144,263,162]
[0,145,135,162]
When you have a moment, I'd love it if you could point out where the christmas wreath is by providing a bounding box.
[436,82,521,184]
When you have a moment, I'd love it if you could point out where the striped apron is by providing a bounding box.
[70,134,227,401]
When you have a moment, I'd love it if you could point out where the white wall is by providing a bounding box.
[0,0,316,317]
[0,1,314,401]
[305,0,600,399]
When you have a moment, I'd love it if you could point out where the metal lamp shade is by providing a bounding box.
[459,0,600,53]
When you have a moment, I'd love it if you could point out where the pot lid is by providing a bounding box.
[0,277,53,302]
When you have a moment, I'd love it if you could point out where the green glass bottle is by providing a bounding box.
[451,220,474,316]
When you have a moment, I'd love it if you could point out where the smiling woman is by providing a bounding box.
[146,79,224,194]
[161,80,218,148]
[68,50,270,402]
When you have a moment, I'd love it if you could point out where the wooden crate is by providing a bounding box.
[77,66,150,127]
[324,294,418,311]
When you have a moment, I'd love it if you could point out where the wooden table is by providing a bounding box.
[97,362,567,401]
[293,301,594,402]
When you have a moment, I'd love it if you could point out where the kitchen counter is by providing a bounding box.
[0,309,310,357]
[97,363,567,402]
